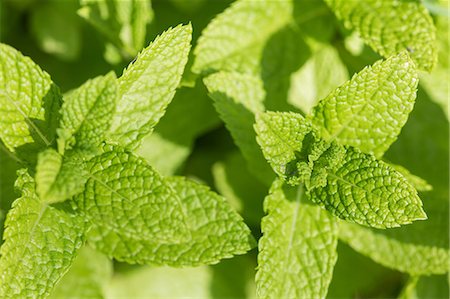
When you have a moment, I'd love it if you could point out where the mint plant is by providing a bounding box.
[0,0,448,298]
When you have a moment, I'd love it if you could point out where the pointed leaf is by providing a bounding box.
[193,0,292,74]
[0,170,85,298]
[256,180,338,298]
[0,44,61,157]
[35,148,88,204]
[59,72,117,154]
[109,24,192,148]
[204,71,274,185]
[255,112,426,228]
[74,145,254,266]
[325,0,437,71]
[311,53,418,158]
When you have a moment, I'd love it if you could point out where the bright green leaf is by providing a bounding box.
[204,71,274,185]
[325,0,437,71]
[74,145,254,266]
[58,72,117,154]
[256,180,338,298]
[0,170,85,298]
[35,148,88,204]
[192,0,293,75]
[255,112,426,228]
[108,24,192,148]
[0,44,61,159]
[311,52,418,158]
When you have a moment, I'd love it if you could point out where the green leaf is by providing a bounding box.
[0,170,85,298]
[58,72,117,154]
[30,0,81,61]
[340,92,449,275]
[256,180,338,298]
[108,24,192,148]
[49,246,112,299]
[311,52,418,158]
[0,44,61,159]
[255,112,426,228]
[325,0,437,71]
[309,146,426,228]
[35,148,88,204]
[192,0,293,75]
[78,0,153,58]
[74,145,254,266]
[204,71,274,185]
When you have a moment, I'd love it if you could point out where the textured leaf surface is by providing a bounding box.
[0,44,61,156]
[59,72,117,153]
[325,0,437,71]
[35,148,88,204]
[311,52,418,157]
[78,0,152,57]
[109,24,192,148]
[310,146,426,228]
[193,0,292,74]
[75,145,254,266]
[340,93,449,275]
[49,246,112,299]
[0,170,85,298]
[256,180,338,298]
[255,112,426,228]
[204,71,274,185]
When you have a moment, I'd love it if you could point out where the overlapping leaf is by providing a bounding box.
[58,72,117,153]
[255,111,426,228]
[311,52,418,157]
[108,24,192,148]
[0,170,85,298]
[256,180,338,298]
[325,0,437,71]
[74,145,254,266]
[204,71,273,185]
[0,44,61,158]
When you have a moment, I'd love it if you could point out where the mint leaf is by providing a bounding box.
[204,71,274,185]
[256,180,338,298]
[340,94,449,275]
[58,72,117,154]
[255,112,426,228]
[0,44,61,159]
[74,145,254,266]
[49,246,112,299]
[0,170,85,298]
[108,24,192,148]
[35,148,88,204]
[311,52,418,158]
[193,0,293,74]
[78,0,153,59]
[325,0,437,71]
